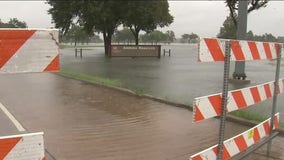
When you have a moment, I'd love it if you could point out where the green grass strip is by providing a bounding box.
[230,110,284,128]
[58,70,122,87]
[59,44,103,49]
[58,70,284,128]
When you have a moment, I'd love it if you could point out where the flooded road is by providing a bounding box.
[60,44,284,125]
[0,73,283,159]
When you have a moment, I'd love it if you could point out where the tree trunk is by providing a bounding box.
[135,31,139,45]
[103,32,108,56]
[130,26,140,45]
[103,31,113,57]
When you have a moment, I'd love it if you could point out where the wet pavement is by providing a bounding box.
[0,73,283,159]
[60,44,284,125]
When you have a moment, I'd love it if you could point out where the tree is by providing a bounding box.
[0,18,27,28]
[47,1,81,33]
[113,28,135,44]
[246,30,254,41]
[89,34,103,43]
[123,0,173,45]
[48,1,123,56]
[226,0,268,26]
[181,34,190,43]
[7,18,27,28]
[140,30,167,44]
[165,30,176,43]
[62,24,92,46]
[188,33,199,43]
[48,1,173,56]
[181,33,199,43]
[217,16,237,39]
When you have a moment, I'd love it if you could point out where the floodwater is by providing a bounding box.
[0,73,283,159]
[60,44,284,125]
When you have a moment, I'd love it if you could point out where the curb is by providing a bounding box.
[56,73,284,136]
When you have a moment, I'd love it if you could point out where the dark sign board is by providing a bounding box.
[110,45,161,58]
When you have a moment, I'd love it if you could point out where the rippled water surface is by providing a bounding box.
[0,73,283,159]
[61,44,284,125]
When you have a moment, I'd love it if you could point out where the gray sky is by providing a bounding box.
[0,1,284,38]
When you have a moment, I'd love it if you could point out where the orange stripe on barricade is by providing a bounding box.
[231,40,245,61]
[231,90,247,109]
[253,128,261,142]
[263,83,273,98]
[208,95,222,116]
[204,38,225,61]
[44,55,60,72]
[235,136,247,152]
[248,41,261,60]
[0,30,36,68]
[263,43,273,59]
[0,137,22,159]
[250,87,261,103]
[263,121,270,135]
[194,107,205,122]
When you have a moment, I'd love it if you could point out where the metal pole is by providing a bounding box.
[267,44,282,156]
[217,41,231,160]
[233,0,248,80]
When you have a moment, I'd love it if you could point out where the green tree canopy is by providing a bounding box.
[165,30,176,43]
[62,24,93,46]
[217,16,237,39]
[140,30,168,44]
[48,1,123,56]
[181,33,199,43]
[246,30,277,42]
[113,28,135,44]
[47,0,173,56]
[0,18,27,28]
[123,0,173,45]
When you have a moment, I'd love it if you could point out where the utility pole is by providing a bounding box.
[232,0,248,80]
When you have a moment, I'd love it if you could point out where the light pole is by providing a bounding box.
[232,0,248,81]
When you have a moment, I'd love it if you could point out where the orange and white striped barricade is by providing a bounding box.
[193,38,283,159]
[0,132,45,160]
[198,38,281,62]
[190,113,280,160]
[0,29,60,74]
[193,79,284,122]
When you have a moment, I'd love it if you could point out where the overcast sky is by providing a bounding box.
[0,1,283,38]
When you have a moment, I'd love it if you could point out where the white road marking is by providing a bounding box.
[0,102,26,132]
